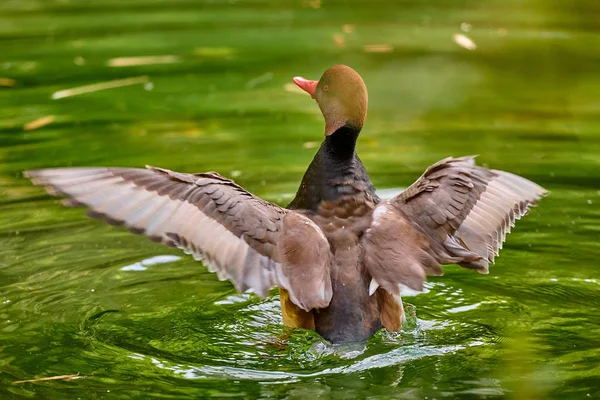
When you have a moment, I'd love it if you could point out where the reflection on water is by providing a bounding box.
[120,255,181,271]
[2,0,600,398]
[137,341,481,381]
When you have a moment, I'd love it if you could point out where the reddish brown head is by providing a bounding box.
[293,65,368,136]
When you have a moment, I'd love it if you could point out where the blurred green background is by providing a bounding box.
[1,0,599,398]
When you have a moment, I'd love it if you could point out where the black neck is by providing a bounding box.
[323,126,360,161]
[288,125,379,211]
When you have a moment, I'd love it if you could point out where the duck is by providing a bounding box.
[25,65,546,344]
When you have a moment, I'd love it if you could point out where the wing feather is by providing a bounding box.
[364,156,546,297]
[25,166,332,311]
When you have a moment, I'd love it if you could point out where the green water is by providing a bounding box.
[1,0,600,398]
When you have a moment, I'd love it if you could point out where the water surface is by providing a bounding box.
[1,0,600,398]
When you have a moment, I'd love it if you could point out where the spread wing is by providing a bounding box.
[25,166,332,311]
[364,156,547,295]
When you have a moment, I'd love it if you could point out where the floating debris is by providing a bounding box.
[107,55,180,67]
[193,47,235,58]
[73,56,86,66]
[69,40,85,48]
[0,77,16,87]
[343,24,355,34]
[460,22,472,32]
[333,33,345,48]
[308,0,321,9]
[364,44,394,53]
[453,33,477,50]
[13,373,87,384]
[303,141,319,149]
[51,75,150,99]
[17,61,37,72]
[24,115,55,131]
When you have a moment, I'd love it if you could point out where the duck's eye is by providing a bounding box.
[323,84,329,92]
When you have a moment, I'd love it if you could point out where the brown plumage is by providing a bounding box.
[25,65,547,343]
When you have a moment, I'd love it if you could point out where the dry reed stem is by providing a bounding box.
[107,55,179,67]
[24,115,55,131]
[52,76,150,99]
[13,373,88,384]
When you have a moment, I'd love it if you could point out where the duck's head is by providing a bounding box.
[293,65,368,136]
